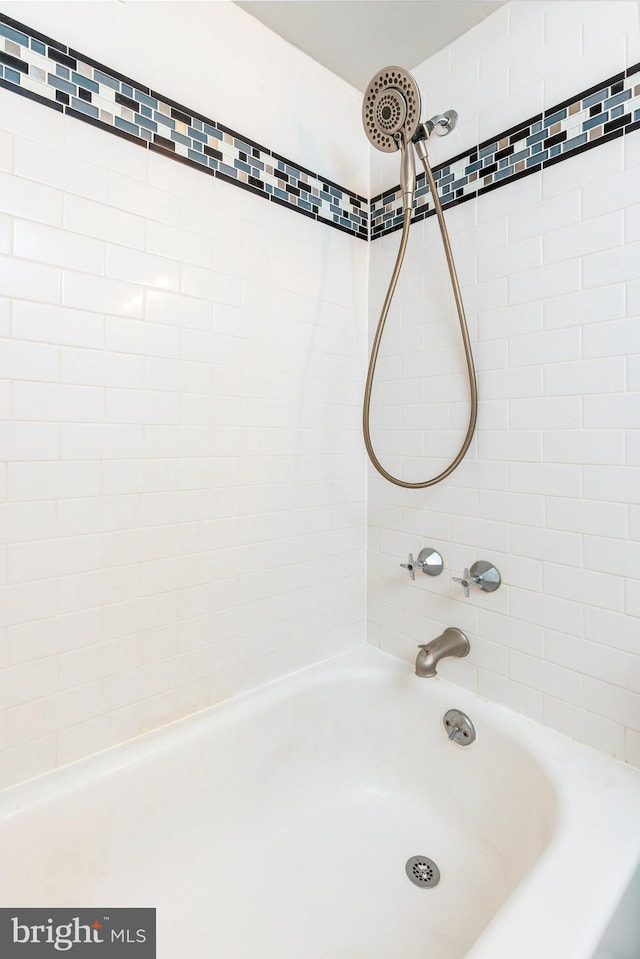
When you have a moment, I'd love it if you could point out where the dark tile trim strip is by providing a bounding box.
[0,14,367,241]
[0,11,638,244]
[370,64,640,240]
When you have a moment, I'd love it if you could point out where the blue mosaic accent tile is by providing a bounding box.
[0,8,636,245]
[0,11,368,241]
[370,64,640,239]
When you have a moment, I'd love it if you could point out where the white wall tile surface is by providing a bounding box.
[367,1,640,767]
[0,5,366,789]
[0,0,639,790]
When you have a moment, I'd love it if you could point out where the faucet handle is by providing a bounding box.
[400,547,444,581]
[452,568,472,597]
[400,553,418,580]
[453,561,501,598]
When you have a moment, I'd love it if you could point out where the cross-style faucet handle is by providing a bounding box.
[400,553,418,580]
[452,568,472,597]
[453,561,501,598]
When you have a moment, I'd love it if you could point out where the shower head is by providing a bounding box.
[362,66,422,153]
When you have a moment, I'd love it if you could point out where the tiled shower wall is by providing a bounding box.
[1,0,640,789]
[367,1,640,765]
[0,1,367,789]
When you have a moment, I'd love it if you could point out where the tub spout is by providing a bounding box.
[415,628,470,677]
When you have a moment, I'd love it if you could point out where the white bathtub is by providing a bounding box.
[0,645,639,959]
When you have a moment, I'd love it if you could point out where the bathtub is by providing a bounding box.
[0,645,639,959]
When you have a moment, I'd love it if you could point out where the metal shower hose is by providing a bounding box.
[363,152,478,489]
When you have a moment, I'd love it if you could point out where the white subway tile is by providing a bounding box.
[508,191,580,243]
[584,535,640,579]
[0,659,57,708]
[0,213,11,255]
[106,244,180,292]
[543,211,624,264]
[480,490,544,527]
[0,502,56,545]
[546,496,627,538]
[509,327,580,367]
[0,736,56,791]
[510,649,582,705]
[509,462,581,497]
[627,578,640,618]
[182,264,243,306]
[0,254,59,303]
[7,461,101,502]
[145,219,213,268]
[544,357,624,396]
[543,696,625,759]
[543,284,625,330]
[8,534,103,584]
[545,629,627,687]
[478,300,542,341]
[583,466,640,504]
[13,220,105,274]
[7,681,103,745]
[544,561,624,612]
[12,301,104,349]
[477,669,543,721]
[478,429,542,462]
[477,235,541,282]
[510,586,582,635]
[511,524,582,567]
[63,271,144,319]
[583,393,640,430]
[63,194,145,248]
[57,704,142,767]
[584,606,639,654]
[146,289,212,329]
[629,431,640,467]
[14,136,107,203]
[583,242,640,288]
[0,579,57,628]
[481,367,542,400]
[583,167,640,219]
[0,170,61,225]
[106,171,178,226]
[509,258,581,305]
[510,396,581,430]
[583,317,640,359]
[12,382,104,423]
[0,338,59,382]
[105,316,180,358]
[61,347,144,388]
[0,127,13,172]
[544,429,624,465]
[625,202,640,244]
[0,423,59,461]
[584,677,640,732]
[61,424,143,460]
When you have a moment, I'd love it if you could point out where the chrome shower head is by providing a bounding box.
[362,66,422,153]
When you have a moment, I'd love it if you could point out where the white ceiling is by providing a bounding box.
[234,1,505,91]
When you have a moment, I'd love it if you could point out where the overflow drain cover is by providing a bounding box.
[405,855,440,888]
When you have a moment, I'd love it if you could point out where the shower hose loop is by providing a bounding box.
[363,152,478,489]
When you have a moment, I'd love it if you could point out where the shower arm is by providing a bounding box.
[362,139,478,489]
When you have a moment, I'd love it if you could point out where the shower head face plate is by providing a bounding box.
[362,66,422,153]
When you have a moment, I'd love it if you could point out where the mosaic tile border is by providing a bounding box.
[0,12,368,240]
[0,12,639,244]
[370,64,640,240]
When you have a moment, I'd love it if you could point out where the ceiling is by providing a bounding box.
[234,1,505,91]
